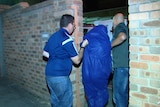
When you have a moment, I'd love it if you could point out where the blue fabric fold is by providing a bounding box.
[82,25,112,107]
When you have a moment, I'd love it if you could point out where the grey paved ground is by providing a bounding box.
[0,77,51,107]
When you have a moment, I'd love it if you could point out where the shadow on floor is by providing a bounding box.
[0,77,51,107]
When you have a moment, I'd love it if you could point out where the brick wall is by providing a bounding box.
[1,0,160,107]
[0,4,10,12]
[1,0,85,106]
[0,5,10,77]
[129,0,160,107]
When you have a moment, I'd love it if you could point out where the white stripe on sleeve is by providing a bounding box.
[43,51,49,58]
[62,37,73,45]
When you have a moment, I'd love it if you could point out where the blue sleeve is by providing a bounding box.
[63,41,78,57]
[43,42,49,52]
[43,35,57,53]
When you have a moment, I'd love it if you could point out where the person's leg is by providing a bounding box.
[46,76,73,107]
[113,68,129,107]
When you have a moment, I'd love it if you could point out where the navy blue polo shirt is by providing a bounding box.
[43,28,78,76]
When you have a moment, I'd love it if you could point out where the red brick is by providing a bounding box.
[130,61,148,69]
[140,87,158,94]
[140,54,160,62]
[132,92,147,99]
[145,103,159,107]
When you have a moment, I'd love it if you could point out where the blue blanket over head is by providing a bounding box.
[82,25,112,107]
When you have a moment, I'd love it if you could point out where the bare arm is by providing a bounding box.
[112,32,127,48]
[71,47,85,65]
[42,39,88,64]
[71,39,88,65]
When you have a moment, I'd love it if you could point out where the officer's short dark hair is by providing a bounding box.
[60,14,74,28]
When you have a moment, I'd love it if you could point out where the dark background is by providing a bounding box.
[0,0,127,12]
[83,0,127,12]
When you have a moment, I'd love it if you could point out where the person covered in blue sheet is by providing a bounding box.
[82,25,112,107]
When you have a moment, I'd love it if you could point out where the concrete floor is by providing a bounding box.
[106,87,114,107]
[0,77,51,107]
[0,77,114,107]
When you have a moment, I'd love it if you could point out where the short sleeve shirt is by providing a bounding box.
[44,28,78,76]
[112,23,129,68]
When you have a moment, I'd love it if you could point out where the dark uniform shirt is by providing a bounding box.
[112,23,129,68]
[44,28,78,76]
